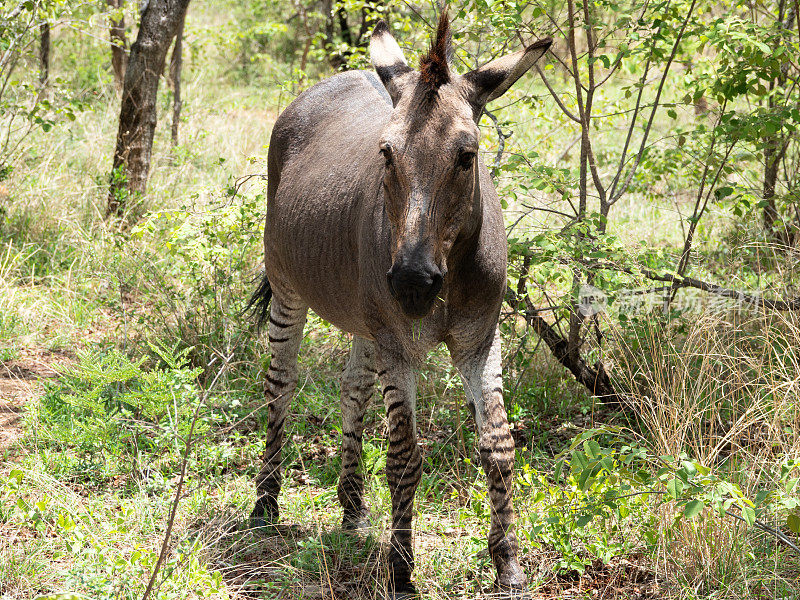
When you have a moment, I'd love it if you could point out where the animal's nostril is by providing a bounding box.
[390,265,441,308]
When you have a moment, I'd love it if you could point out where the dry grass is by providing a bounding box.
[613,308,800,597]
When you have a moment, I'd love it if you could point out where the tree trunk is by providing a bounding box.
[762,1,794,246]
[298,4,313,82]
[108,0,191,217]
[39,22,49,87]
[763,138,781,238]
[168,12,185,147]
[107,0,129,91]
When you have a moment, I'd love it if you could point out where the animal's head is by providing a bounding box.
[370,11,551,319]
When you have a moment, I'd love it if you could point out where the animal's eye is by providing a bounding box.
[380,143,393,167]
[457,150,475,171]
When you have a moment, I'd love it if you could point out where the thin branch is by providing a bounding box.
[520,203,576,220]
[727,510,800,556]
[640,270,800,311]
[506,286,621,403]
[555,134,582,162]
[574,257,800,312]
[668,103,733,307]
[3,1,28,22]
[535,63,581,123]
[141,354,232,600]
[595,53,624,87]
[484,109,513,172]
[609,0,698,204]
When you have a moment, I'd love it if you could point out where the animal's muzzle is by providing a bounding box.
[387,262,443,319]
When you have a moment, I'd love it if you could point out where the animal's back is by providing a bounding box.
[264,70,393,335]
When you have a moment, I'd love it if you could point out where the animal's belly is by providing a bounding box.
[306,297,374,340]
[265,222,372,338]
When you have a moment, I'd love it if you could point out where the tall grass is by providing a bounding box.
[614,308,800,596]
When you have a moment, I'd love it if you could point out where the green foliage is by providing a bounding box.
[513,429,800,576]
[127,189,266,374]
[1,469,227,599]
[0,1,90,172]
[33,345,204,485]
[1,1,799,598]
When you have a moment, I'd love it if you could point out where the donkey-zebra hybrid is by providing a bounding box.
[247,11,551,598]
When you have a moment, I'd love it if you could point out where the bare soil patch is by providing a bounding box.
[0,348,74,455]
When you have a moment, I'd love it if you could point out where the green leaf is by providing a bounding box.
[601,456,615,472]
[714,186,734,200]
[742,505,756,527]
[681,460,698,480]
[753,40,771,54]
[554,459,564,483]
[572,450,589,472]
[578,463,596,490]
[787,514,800,534]
[666,478,684,499]
[8,469,23,485]
[585,439,602,460]
[667,108,677,119]
[684,499,704,518]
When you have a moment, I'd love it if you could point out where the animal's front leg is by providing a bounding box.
[451,328,527,595]
[377,348,421,599]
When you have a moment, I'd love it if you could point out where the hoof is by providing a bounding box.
[244,516,268,531]
[493,582,531,600]
[342,506,371,532]
[387,582,418,600]
[244,503,278,532]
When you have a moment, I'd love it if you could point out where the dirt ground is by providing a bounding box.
[0,348,73,456]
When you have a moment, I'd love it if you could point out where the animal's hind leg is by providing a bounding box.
[337,337,377,530]
[250,295,307,526]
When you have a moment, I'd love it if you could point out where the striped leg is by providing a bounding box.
[378,349,421,598]
[337,337,377,529]
[451,328,526,595]
[250,296,308,526]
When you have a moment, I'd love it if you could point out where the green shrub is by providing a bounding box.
[32,344,204,486]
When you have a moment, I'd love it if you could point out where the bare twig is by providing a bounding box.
[506,286,621,403]
[570,255,800,311]
[640,270,800,311]
[609,0,699,205]
[535,64,581,123]
[667,101,733,308]
[3,1,28,22]
[140,354,232,600]
[727,510,800,556]
[484,109,513,171]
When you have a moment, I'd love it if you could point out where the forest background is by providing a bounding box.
[1,0,800,598]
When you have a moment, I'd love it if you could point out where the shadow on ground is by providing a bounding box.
[191,507,388,600]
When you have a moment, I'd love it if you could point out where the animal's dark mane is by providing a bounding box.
[419,10,452,89]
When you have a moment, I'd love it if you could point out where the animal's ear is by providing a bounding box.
[370,21,412,106]
[462,37,553,119]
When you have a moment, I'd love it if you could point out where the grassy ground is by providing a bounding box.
[2,2,800,599]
